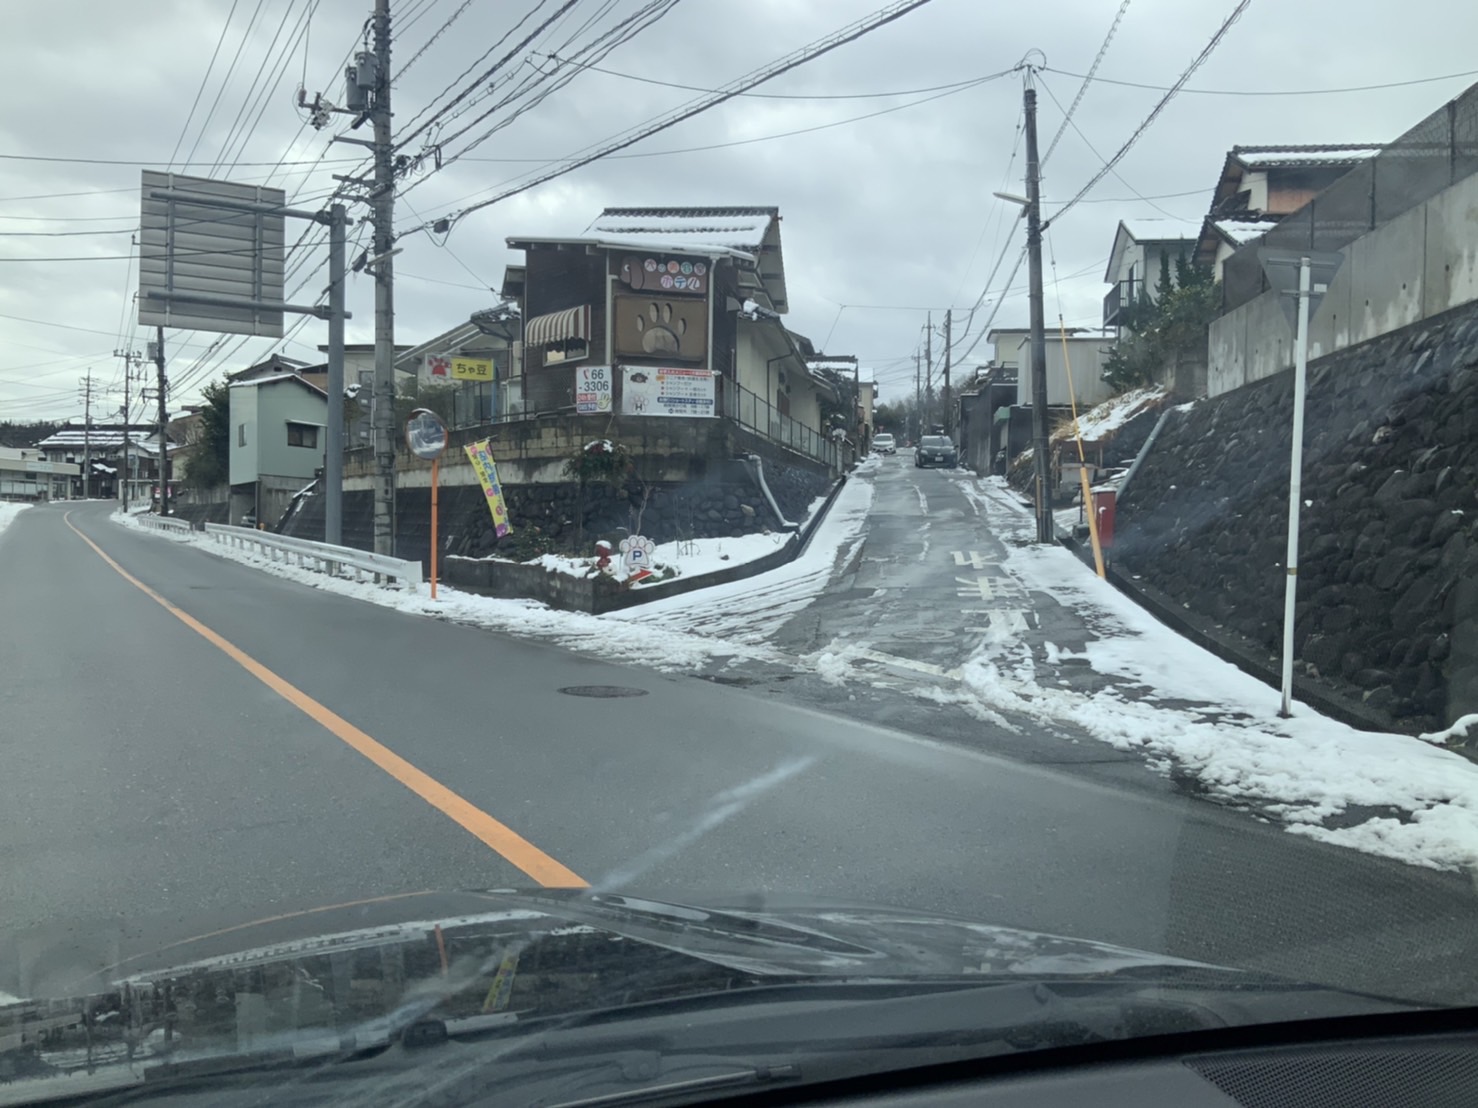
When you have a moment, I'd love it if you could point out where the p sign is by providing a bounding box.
[619,534,656,576]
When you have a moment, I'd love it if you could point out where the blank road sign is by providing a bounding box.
[138,171,286,337]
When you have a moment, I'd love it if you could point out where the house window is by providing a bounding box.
[238,424,246,446]
[287,422,319,449]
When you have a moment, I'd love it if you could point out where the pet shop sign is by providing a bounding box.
[621,366,716,418]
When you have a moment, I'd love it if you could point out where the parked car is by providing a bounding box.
[872,433,896,455]
[915,435,958,468]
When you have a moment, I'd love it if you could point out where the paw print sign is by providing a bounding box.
[634,301,687,355]
[619,534,656,576]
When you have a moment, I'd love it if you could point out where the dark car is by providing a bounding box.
[915,434,958,468]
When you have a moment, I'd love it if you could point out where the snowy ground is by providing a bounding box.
[111,472,876,675]
[943,475,1478,874]
[0,500,30,537]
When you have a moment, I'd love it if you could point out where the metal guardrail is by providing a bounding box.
[201,524,423,591]
[135,514,194,535]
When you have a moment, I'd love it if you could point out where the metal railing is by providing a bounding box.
[136,514,193,535]
[722,382,840,468]
[201,524,423,591]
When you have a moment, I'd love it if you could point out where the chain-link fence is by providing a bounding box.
[1223,84,1478,312]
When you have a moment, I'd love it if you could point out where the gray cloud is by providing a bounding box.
[3,0,1476,418]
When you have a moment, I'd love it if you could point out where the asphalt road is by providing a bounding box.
[2,498,1476,1010]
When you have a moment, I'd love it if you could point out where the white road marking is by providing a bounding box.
[854,647,961,680]
[951,550,996,569]
[955,575,997,601]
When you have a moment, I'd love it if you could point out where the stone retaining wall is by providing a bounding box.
[1115,301,1478,734]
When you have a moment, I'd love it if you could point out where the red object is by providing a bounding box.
[594,541,614,572]
[1092,489,1117,549]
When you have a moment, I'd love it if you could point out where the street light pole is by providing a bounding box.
[1023,75,1053,544]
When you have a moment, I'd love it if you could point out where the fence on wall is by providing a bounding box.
[1222,84,1478,312]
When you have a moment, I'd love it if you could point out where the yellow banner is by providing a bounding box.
[464,439,512,537]
[451,356,494,381]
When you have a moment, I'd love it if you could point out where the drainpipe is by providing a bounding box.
[1117,408,1173,504]
[742,454,797,530]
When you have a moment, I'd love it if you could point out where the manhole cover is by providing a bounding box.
[558,685,649,698]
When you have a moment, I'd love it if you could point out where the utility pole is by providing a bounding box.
[114,347,141,510]
[1023,72,1053,544]
[942,309,952,436]
[914,350,921,442]
[79,370,95,499]
[369,0,397,555]
[924,312,933,433]
[153,327,169,515]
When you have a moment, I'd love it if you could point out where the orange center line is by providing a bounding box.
[64,511,588,889]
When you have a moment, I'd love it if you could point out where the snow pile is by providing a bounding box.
[113,475,875,672]
[951,474,1478,873]
[611,477,875,643]
[522,532,791,584]
[1052,386,1167,446]
[0,501,30,536]
[1421,714,1478,746]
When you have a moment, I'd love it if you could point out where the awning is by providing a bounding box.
[524,304,590,347]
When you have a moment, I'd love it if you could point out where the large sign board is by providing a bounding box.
[423,353,495,383]
[612,293,708,362]
[138,171,286,337]
[617,254,709,296]
[621,366,716,418]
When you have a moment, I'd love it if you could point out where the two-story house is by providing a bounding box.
[1102,221,1201,333]
[228,372,329,526]
[502,205,840,468]
[1193,144,1380,279]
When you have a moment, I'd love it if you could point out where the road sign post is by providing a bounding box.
[1258,248,1345,718]
[405,409,448,599]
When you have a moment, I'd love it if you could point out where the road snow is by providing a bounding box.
[949,475,1478,874]
[0,501,29,537]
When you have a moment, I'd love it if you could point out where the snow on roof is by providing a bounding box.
[1234,145,1381,170]
[586,207,776,250]
[37,428,154,449]
[515,233,757,262]
[1213,219,1272,246]
[1118,219,1201,242]
[1052,385,1169,446]
[227,372,327,396]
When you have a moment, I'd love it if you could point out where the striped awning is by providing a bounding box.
[524,304,590,347]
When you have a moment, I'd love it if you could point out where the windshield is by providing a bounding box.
[4,2,1478,1104]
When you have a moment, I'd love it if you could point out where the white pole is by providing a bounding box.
[1279,256,1313,718]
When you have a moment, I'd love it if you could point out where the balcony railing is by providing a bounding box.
[721,381,840,469]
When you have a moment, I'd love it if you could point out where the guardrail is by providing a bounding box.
[201,524,423,591]
[136,514,194,535]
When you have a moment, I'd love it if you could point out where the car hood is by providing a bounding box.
[0,889,1408,1102]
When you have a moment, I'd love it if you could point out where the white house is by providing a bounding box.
[1102,220,1201,332]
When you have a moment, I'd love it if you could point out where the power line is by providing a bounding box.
[1041,0,1130,167]
[405,0,941,238]
[181,0,270,170]
[395,0,476,83]
[1042,63,1478,97]
[168,0,241,168]
[1036,74,1189,222]
[543,58,1014,100]
[394,0,581,153]
[408,35,1000,204]
[1047,0,1252,227]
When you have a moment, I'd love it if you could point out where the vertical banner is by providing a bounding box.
[464,439,512,537]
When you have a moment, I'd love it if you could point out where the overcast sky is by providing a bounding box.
[3,0,1476,424]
